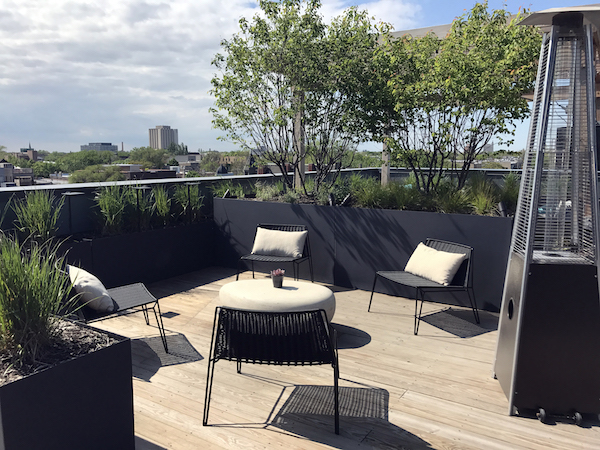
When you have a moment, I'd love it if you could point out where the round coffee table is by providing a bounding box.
[219,279,336,321]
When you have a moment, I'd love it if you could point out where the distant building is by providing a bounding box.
[13,167,33,186]
[81,142,118,153]
[482,143,494,154]
[149,126,178,150]
[174,153,198,164]
[10,143,39,162]
[126,169,178,181]
[0,162,15,186]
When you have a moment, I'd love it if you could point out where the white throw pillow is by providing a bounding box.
[404,242,467,286]
[68,265,115,312]
[251,228,308,258]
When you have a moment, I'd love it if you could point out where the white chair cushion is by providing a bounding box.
[251,228,308,258]
[68,265,115,312]
[404,242,467,286]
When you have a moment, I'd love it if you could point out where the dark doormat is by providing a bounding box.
[420,308,498,338]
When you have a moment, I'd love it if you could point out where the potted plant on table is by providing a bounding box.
[0,234,134,450]
[271,268,285,288]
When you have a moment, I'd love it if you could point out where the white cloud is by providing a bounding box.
[0,0,420,153]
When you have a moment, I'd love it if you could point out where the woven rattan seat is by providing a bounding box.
[236,224,314,282]
[203,307,339,434]
[368,238,479,335]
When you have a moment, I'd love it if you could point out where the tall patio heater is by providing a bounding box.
[494,8,600,422]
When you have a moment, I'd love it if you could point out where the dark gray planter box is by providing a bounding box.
[0,325,134,450]
[213,198,513,311]
[64,221,216,288]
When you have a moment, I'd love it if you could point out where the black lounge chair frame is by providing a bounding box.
[76,282,168,353]
[236,223,314,282]
[368,238,479,335]
[203,307,339,434]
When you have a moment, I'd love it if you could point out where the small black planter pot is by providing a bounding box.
[0,324,134,450]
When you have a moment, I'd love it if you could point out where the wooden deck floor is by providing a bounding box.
[91,267,600,449]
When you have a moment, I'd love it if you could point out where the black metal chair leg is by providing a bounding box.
[142,305,150,325]
[152,302,169,353]
[368,274,379,312]
[334,362,340,435]
[236,259,243,281]
[203,356,216,426]
[251,261,255,279]
[309,257,314,282]
[467,288,480,324]
[414,289,425,335]
[203,309,219,426]
[237,359,242,374]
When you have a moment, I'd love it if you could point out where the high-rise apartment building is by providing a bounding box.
[149,125,178,149]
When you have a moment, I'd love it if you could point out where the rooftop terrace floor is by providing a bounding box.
[91,267,600,449]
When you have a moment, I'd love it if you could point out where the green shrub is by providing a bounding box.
[152,185,172,226]
[433,179,473,214]
[127,185,153,231]
[466,173,500,216]
[386,180,427,211]
[95,186,127,235]
[0,235,76,369]
[499,172,521,215]
[173,184,205,223]
[281,189,299,204]
[350,175,386,208]
[12,190,64,241]
[211,180,247,198]
[256,181,284,201]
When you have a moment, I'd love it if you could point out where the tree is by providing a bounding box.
[127,146,168,169]
[68,165,125,183]
[32,161,61,178]
[167,142,188,155]
[198,150,221,173]
[372,2,541,193]
[60,150,113,173]
[211,0,381,194]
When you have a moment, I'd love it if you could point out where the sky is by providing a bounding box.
[0,0,595,154]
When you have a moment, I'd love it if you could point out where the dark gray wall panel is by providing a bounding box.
[214,199,513,311]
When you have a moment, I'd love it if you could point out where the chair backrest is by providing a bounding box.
[211,307,336,366]
[257,223,311,257]
[425,238,473,288]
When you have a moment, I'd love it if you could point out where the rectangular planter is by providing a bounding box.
[213,198,513,312]
[63,221,216,288]
[0,325,134,450]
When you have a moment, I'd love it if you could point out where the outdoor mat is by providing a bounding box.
[420,308,498,338]
[275,385,389,420]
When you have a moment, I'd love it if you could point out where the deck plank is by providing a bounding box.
[89,268,599,449]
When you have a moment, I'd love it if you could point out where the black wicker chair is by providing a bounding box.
[76,282,168,353]
[236,223,314,282]
[203,307,339,434]
[368,238,479,335]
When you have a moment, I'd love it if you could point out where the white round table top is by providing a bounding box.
[219,279,336,321]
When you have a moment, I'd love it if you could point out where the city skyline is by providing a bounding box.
[0,0,589,154]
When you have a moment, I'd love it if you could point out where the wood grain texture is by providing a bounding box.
[88,267,600,450]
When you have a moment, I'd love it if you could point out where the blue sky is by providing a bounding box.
[0,0,595,155]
